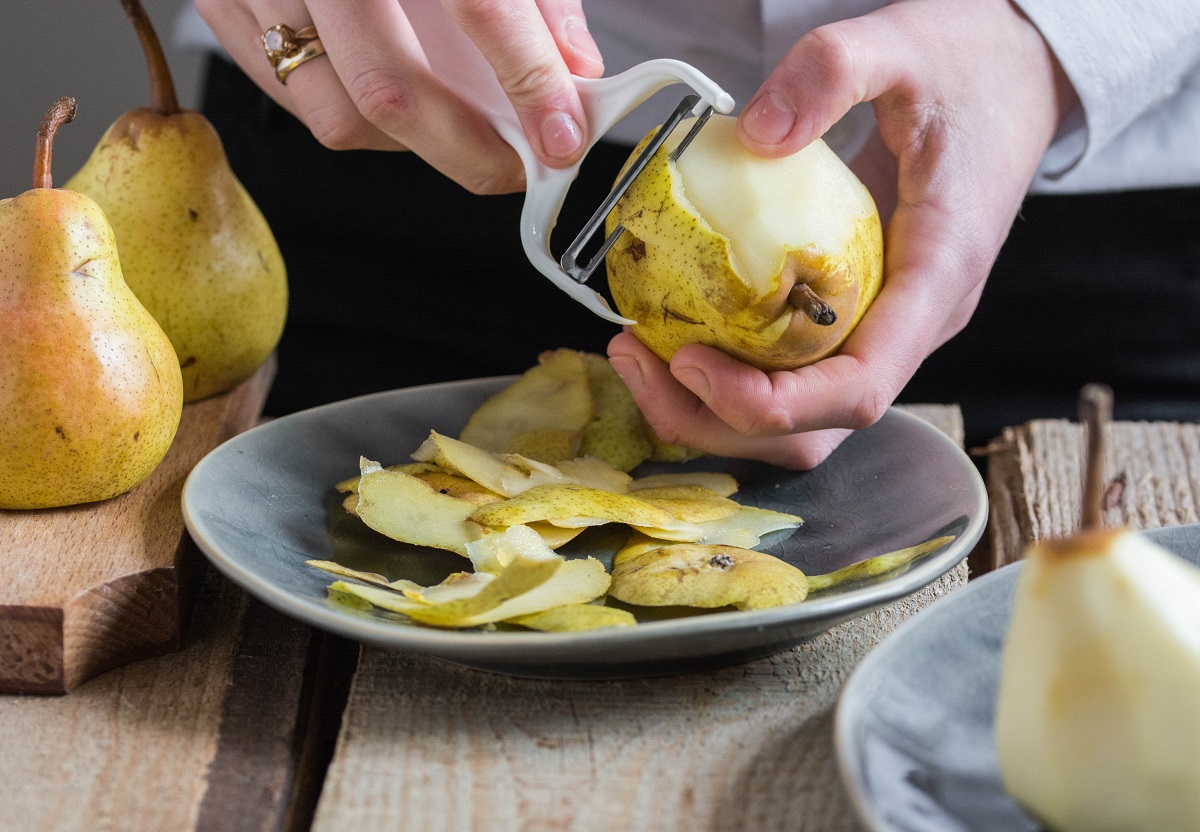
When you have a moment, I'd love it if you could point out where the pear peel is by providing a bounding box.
[459,349,592,461]
[352,458,483,556]
[609,544,809,611]
[454,349,700,469]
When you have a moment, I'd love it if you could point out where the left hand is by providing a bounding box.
[197,0,604,193]
[608,0,1078,469]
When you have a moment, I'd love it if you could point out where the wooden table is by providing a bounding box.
[8,406,1189,831]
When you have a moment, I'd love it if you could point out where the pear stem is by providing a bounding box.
[33,98,77,190]
[1079,383,1114,531]
[789,283,837,326]
[120,0,180,115]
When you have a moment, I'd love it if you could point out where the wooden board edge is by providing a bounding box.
[0,604,65,694]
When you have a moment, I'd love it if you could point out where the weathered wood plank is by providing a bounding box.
[311,405,971,832]
[0,562,348,832]
[0,566,245,830]
[987,420,1200,567]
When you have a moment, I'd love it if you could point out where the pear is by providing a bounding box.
[0,98,183,509]
[66,0,287,401]
[605,114,883,372]
[995,385,1200,830]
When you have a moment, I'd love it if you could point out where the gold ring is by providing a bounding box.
[262,23,317,62]
[273,38,326,84]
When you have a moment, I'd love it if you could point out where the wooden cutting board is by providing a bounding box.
[0,358,275,694]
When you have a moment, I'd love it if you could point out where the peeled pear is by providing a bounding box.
[66,0,286,401]
[995,530,1200,830]
[605,114,883,371]
[0,98,182,509]
[995,385,1200,830]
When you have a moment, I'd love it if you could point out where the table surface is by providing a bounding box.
[7,404,1186,832]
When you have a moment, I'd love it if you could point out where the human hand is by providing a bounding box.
[196,0,604,193]
[609,0,1078,469]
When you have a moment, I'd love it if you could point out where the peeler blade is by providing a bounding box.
[559,96,715,286]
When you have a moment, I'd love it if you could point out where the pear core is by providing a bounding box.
[605,114,883,372]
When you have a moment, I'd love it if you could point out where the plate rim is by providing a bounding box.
[182,376,989,658]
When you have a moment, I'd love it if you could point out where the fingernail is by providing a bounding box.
[674,365,712,402]
[541,112,584,160]
[565,17,603,68]
[610,355,644,396]
[742,91,795,146]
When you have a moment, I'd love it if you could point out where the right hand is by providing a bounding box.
[196,0,605,193]
[609,0,1078,469]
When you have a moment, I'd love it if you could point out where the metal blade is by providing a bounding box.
[560,96,714,285]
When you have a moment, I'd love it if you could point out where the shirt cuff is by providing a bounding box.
[1011,0,1200,183]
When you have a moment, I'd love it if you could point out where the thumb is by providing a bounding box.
[737,16,912,157]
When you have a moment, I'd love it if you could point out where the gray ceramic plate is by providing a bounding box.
[182,376,987,679]
[835,523,1200,831]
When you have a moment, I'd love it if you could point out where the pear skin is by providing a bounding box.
[0,99,183,509]
[68,112,286,401]
[605,115,883,372]
[66,0,287,401]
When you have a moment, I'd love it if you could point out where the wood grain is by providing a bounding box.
[311,405,972,832]
[0,563,345,832]
[0,358,274,693]
[987,419,1200,568]
[194,596,355,832]
[0,565,245,830]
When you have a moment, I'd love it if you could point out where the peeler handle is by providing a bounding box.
[402,0,734,323]
[518,64,735,324]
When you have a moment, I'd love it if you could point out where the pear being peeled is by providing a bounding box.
[605,114,883,371]
[995,528,1200,830]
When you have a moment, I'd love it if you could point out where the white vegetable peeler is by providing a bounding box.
[405,0,735,324]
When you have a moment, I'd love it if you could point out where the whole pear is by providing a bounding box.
[67,0,287,401]
[605,115,883,372]
[0,98,183,509]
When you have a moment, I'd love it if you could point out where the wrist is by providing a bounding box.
[1006,0,1080,141]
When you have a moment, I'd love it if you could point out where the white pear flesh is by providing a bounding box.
[605,114,883,372]
[673,116,872,294]
[995,529,1200,831]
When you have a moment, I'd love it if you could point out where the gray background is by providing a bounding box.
[2,0,205,200]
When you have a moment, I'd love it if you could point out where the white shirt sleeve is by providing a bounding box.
[1012,0,1200,182]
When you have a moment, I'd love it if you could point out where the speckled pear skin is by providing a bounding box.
[0,187,183,509]
[66,108,287,402]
